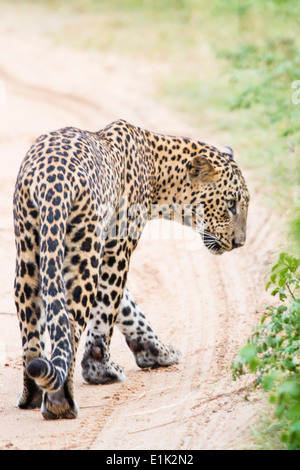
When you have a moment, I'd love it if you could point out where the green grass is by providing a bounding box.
[9,0,297,253]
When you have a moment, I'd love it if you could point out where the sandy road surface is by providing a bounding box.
[0,30,280,450]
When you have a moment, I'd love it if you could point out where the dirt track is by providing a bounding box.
[0,29,280,450]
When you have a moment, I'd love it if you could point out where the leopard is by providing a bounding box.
[13,119,249,420]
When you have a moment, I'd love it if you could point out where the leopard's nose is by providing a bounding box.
[232,239,244,249]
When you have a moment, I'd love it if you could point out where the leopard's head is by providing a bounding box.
[184,146,250,255]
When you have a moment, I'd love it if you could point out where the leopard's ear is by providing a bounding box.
[220,146,234,159]
[187,156,219,184]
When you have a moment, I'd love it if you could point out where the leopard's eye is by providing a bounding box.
[226,200,237,214]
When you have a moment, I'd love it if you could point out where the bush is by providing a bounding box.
[232,252,300,450]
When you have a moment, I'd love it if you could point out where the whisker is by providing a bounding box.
[181,207,229,252]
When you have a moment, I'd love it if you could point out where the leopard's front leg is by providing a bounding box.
[117,286,182,368]
[81,238,131,384]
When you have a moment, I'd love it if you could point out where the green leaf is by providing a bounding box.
[278,305,288,313]
[269,394,276,404]
[266,335,277,348]
[271,264,279,273]
[270,273,277,283]
[283,358,296,371]
[289,420,300,433]
[278,380,300,400]
[240,344,257,362]
[279,267,289,277]
[239,344,260,372]
[271,287,279,296]
[287,403,300,420]
[265,281,271,291]
[276,404,286,419]
[288,420,300,448]
[278,252,286,265]
[279,288,287,301]
[263,371,278,391]
[260,314,267,324]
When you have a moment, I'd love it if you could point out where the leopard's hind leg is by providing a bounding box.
[37,193,105,420]
[14,211,44,410]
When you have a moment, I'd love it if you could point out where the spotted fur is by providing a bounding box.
[13,119,249,419]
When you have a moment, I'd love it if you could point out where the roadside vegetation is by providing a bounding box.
[3,0,299,449]
[232,252,300,449]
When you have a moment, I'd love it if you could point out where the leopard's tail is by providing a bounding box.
[26,180,73,393]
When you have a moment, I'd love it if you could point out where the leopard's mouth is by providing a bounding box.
[202,231,230,255]
[185,210,232,255]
